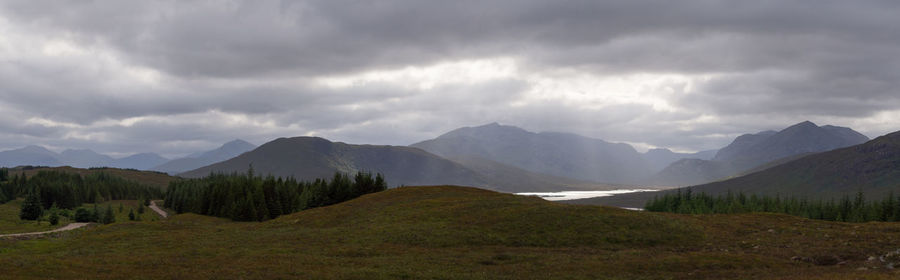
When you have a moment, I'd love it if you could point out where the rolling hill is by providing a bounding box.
[153,139,256,174]
[5,185,900,278]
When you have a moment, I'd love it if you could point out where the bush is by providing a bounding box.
[49,211,60,225]
[74,208,93,222]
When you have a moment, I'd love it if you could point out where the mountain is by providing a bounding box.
[685,130,900,199]
[59,149,115,168]
[181,136,614,192]
[153,139,256,174]
[0,145,62,167]
[410,123,651,184]
[649,121,869,186]
[642,148,717,173]
[444,156,622,192]
[182,136,487,188]
[713,121,869,171]
[574,129,892,208]
[111,153,169,170]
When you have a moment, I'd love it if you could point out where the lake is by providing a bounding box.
[515,189,659,201]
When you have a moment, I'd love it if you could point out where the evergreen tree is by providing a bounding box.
[74,208,93,222]
[128,208,136,221]
[101,205,115,224]
[49,211,60,226]
[19,191,44,220]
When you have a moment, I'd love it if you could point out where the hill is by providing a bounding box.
[649,121,869,186]
[4,186,900,278]
[153,139,256,174]
[411,123,651,184]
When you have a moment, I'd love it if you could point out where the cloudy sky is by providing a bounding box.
[1,0,899,157]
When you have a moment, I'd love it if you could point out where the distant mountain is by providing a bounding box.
[182,136,486,187]
[444,156,621,192]
[111,153,169,171]
[686,130,900,199]
[649,121,869,186]
[181,136,614,192]
[410,123,651,184]
[586,130,900,208]
[153,139,256,174]
[0,145,62,167]
[642,148,717,173]
[59,149,115,168]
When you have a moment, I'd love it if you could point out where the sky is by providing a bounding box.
[1,0,899,157]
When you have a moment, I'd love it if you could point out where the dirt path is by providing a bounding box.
[149,200,168,218]
[0,222,90,238]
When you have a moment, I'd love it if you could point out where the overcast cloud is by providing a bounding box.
[1,0,899,157]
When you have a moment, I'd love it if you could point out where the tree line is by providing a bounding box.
[164,170,387,221]
[1,170,163,209]
[645,189,900,223]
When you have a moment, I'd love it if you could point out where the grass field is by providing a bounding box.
[3,186,900,279]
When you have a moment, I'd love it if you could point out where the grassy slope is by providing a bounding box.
[9,166,176,190]
[1,186,900,279]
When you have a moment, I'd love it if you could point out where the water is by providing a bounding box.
[515,189,659,201]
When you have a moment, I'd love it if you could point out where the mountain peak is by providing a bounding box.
[783,120,819,131]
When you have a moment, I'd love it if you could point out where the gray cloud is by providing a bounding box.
[1,0,899,156]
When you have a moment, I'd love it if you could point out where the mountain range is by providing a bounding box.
[649,121,869,186]
[0,140,255,172]
[572,129,900,208]
[0,121,880,195]
[180,136,616,192]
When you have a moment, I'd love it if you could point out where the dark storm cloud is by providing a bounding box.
[1,0,899,155]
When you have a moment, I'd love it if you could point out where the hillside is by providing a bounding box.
[577,130,900,208]
[650,121,869,186]
[153,139,256,174]
[4,186,900,278]
[411,123,651,184]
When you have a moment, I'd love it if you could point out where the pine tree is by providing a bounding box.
[102,205,115,224]
[49,211,60,226]
[128,208,136,221]
[19,191,44,220]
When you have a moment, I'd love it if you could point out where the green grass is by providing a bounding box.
[3,186,900,279]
